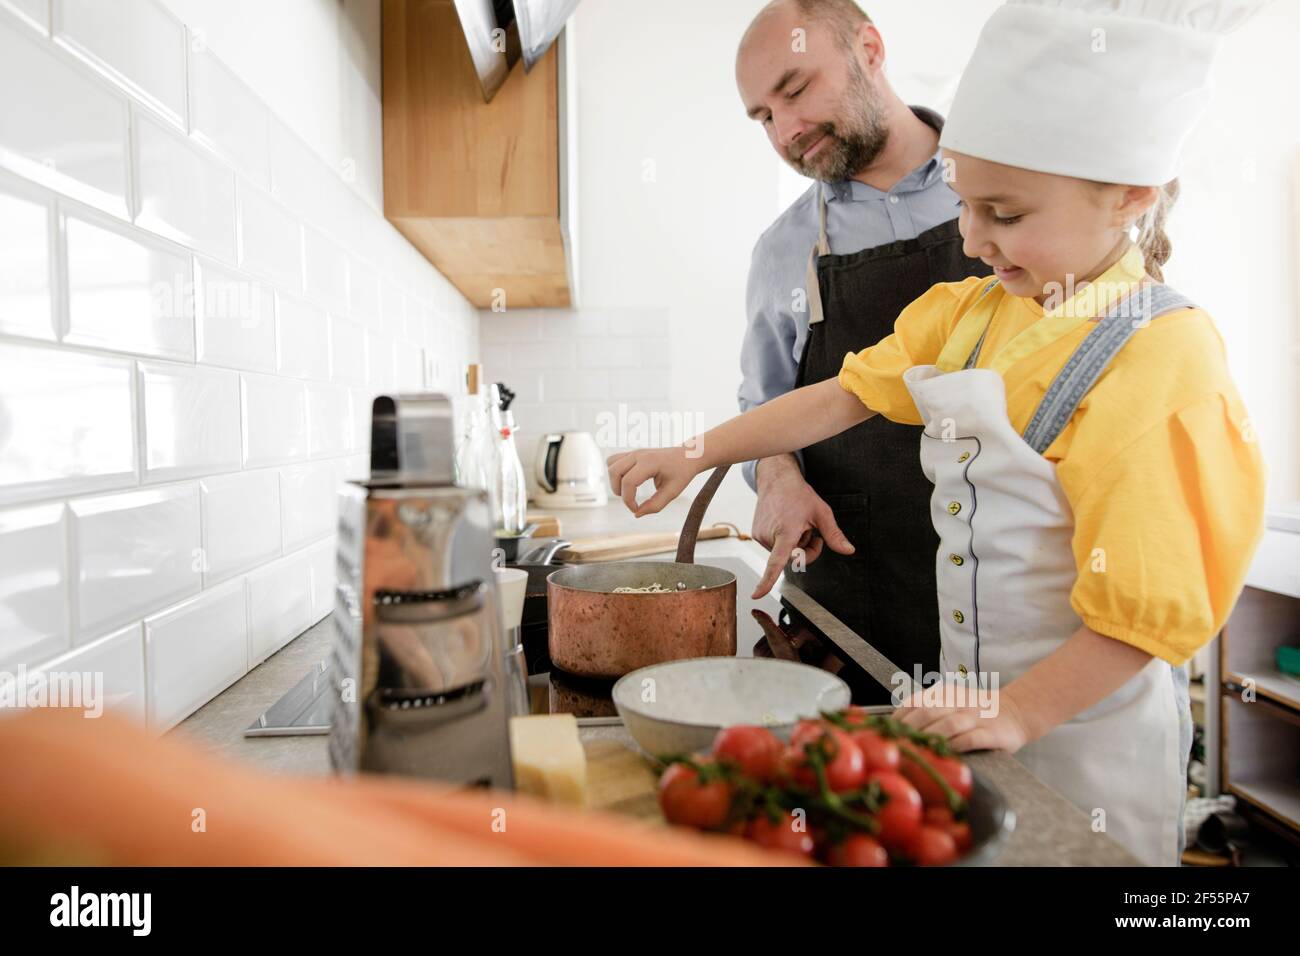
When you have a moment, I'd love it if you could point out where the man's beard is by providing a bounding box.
[789,58,889,182]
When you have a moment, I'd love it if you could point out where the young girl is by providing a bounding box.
[608,0,1268,867]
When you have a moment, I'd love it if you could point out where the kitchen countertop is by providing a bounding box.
[178,496,1141,865]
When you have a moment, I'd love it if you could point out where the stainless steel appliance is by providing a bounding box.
[453,0,581,102]
[328,393,516,788]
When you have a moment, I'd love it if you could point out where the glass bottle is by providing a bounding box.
[491,384,528,536]
[455,365,498,514]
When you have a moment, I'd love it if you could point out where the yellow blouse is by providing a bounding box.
[838,248,1266,666]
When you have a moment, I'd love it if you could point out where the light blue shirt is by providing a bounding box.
[737,108,961,491]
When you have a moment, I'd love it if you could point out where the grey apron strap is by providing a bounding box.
[1021,284,1195,454]
[962,278,1002,370]
[805,185,832,325]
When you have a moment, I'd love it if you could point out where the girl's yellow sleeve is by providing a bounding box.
[1066,390,1266,665]
[837,279,981,425]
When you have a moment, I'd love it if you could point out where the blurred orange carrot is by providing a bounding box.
[0,707,801,867]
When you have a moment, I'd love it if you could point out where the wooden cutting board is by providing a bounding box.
[557,525,739,563]
[524,513,562,537]
[584,736,661,822]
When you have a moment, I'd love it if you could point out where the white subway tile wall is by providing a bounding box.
[0,13,130,216]
[240,372,308,468]
[188,44,271,189]
[36,623,147,720]
[306,383,353,458]
[144,577,245,729]
[246,550,312,667]
[331,314,368,386]
[195,258,278,373]
[0,177,54,340]
[0,502,68,668]
[198,469,281,586]
[0,342,137,502]
[65,210,196,360]
[1,0,47,34]
[480,308,671,488]
[53,0,186,127]
[0,0,479,729]
[277,292,332,381]
[140,360,242,480]
[302,225,350,315]
[71,483,201,641]
[279,462,338,553]
[235,180,302,292]
[133,107,238,261]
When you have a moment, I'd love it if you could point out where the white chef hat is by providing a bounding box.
[938,0,1268,185]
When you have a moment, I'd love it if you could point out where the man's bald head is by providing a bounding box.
[740,0,872,58]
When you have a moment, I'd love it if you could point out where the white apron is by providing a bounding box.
[903,281,1194,867]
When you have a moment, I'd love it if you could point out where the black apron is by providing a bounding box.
[791,190,991,701]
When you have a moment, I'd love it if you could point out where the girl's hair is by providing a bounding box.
[1135,179,1180,282]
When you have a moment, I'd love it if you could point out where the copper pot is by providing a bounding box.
[546,466,737,678]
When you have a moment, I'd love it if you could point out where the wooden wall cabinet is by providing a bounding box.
[382,0,574,308]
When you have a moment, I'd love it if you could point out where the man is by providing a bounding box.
[736,0,991,696]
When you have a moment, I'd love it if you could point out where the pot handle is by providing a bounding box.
[675,465,730,565]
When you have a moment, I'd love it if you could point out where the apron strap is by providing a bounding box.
[1021,284,1196,454]
[806,186,832,325]
[961,278,1003,370]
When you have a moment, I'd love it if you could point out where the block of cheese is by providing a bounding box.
[508,714,588,807]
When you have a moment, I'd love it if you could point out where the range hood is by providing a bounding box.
[453,0,580,102]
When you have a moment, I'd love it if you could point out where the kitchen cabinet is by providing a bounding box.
[381,0,576,308]
[1218,508,1300,847]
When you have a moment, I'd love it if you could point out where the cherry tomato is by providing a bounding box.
[840,706,874,727]
[826,833,890,867]
[822,731,867,792]
[867,770,923,851]
[933,753,974,799]
[810,824,831,850]
[945,821,972,854]
[789,719,827,748]
[744,812,816,858]
[900,748,973,807]
[657,761,733,831]
[850,728,901,774]
[905,825,959,866]
[924,806,974,854]
[712,725,783,783]
[782,724,867,793]
[776,746,805,789]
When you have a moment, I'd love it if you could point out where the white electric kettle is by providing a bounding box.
[533,431,608,508]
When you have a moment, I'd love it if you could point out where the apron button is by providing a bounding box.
[949,553,965,566]
[947,501,962,516]
[952,609,965,624]
[958,664,968,676]
[958,452,970,463]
